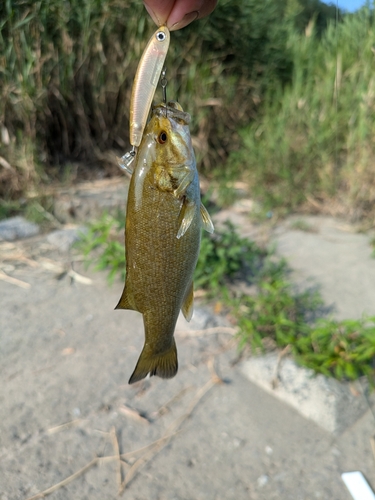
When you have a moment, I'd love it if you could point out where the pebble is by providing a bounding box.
[257,474,269,488]
[0,216,39,241]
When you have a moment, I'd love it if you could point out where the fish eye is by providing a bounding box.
[158,131,168,144]
[156,31,166,42]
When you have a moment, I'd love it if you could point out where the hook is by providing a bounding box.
[160,68,168,108]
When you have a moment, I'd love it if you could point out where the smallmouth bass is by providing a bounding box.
[116,102,214,384]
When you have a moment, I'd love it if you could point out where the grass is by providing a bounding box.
[226,6,375,221]
[289,219,316,232]
[0,0,291,198]
[76,212,375,386]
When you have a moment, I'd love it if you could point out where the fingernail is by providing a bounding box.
[144,4,161,26]
[169,11,199,31]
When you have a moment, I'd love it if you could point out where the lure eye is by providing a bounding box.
[156,31,166,42]
[158,131,168,144]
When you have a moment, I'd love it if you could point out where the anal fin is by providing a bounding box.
[181,281,194,322]
[115,284,137,311]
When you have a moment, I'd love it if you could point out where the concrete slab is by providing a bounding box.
[240,353,368,433]
[273,216,375,320]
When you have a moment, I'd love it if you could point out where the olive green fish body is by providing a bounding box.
[116,103,213,384]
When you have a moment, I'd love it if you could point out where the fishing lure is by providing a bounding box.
[119,25,170,173]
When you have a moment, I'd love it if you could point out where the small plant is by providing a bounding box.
[234,278,321,351]
[195,221,266,293]
[77,212,125,284]
[295,317,375,384]
[289,219,316,232]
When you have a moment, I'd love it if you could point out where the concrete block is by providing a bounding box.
[240,353,368,433]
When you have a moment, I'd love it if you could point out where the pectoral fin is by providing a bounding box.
[200,203,214,233]
[177,201,196,239]
[173,167,194,198]
[181,281,194,322]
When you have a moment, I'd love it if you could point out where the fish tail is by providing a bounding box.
[128,340,178,384]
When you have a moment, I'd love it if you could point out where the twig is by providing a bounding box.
[271,344,291,389]
[67,269,93,285]
[110,426,122,492]
[207,357,224,385]
[166,377,218,436]
[0,270,30,288]
[153,386,193,418]
[118,405,150,424]
[26,457,99,500]
[118,439,167,494]
[47,419,83,435]
[119,431,180,460]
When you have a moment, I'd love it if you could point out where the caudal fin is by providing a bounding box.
[128,340,178,384]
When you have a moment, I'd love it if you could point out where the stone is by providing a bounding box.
[0,217,39,241]
[46,227,86,252]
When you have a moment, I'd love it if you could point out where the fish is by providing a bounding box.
[116,101,214,384]
[130,26,170,148]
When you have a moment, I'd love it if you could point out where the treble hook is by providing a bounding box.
[161,68,168,116]
[118,146,136,175]
[161,68,167,103]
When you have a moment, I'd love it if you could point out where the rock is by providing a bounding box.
[47,227,87,252]
[0,217,39,241]
[240,353,368,434]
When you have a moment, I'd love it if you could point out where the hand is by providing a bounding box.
[143,0,217,31]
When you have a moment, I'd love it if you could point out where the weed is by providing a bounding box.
[294,317,375,384]
[225,7,375,221]
[77,211,125,284]
[195,221,266,293]
[289,219,316,232]
[0,199,23,220]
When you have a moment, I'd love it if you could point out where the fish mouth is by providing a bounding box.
[153,102,191,125]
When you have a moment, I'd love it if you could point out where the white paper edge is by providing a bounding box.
[342,471,375,500]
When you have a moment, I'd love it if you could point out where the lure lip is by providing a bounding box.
[130,25,170,148]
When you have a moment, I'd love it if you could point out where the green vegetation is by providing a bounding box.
[289,219,316,232]
[78,211,125,283]
[226,6,375,217]
[77,213,375,386]
[2,0,375,223]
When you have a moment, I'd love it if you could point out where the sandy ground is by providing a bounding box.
[1,194,375,499]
